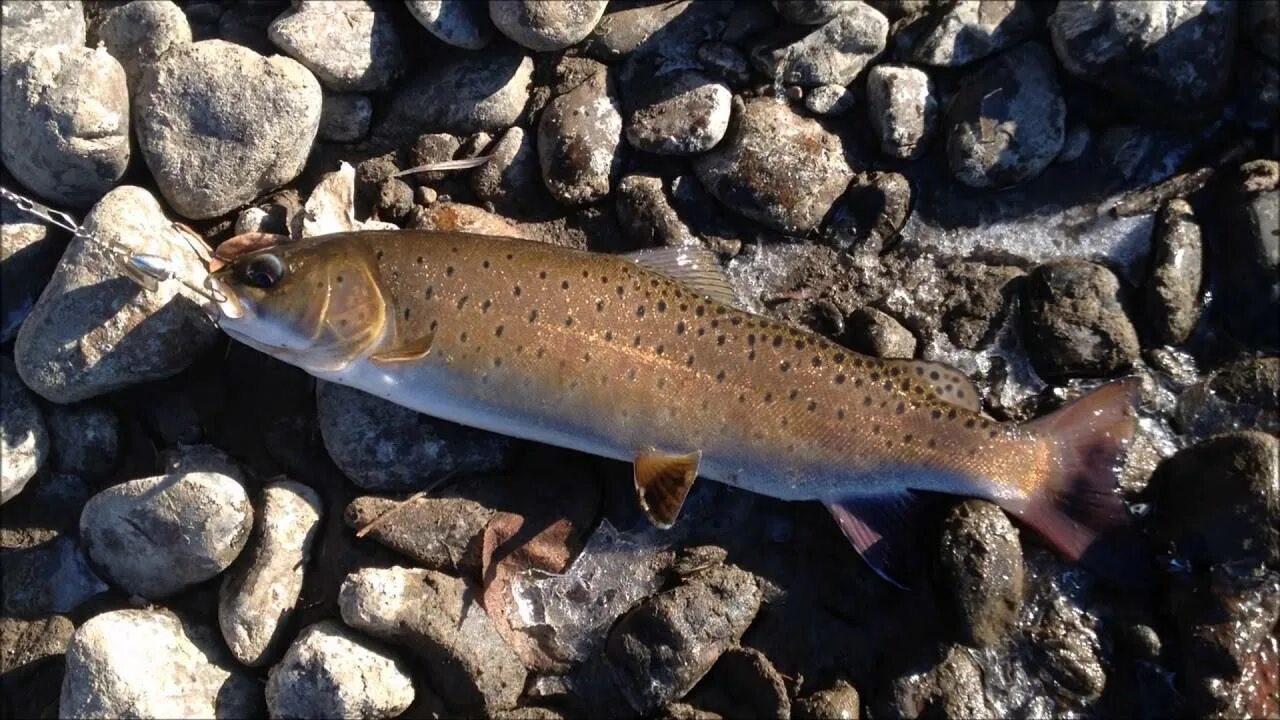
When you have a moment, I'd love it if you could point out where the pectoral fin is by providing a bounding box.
[370,331,435,364]
[634,449,701,528]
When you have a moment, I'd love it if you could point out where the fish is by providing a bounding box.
[207,229,1146,586]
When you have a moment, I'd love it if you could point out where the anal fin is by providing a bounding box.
[634,450,701,528]
[825,491,935,589]
[371,331,435,364]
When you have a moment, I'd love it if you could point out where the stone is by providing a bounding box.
[0,472,91,550]
[694,97,853,234]
[470,126,550,217]
[97,0,191,91]
[344,494,494,573]
[886,644,992,718]
[1021,260,1140,380]
[404,132,463,184]
[937,500,1024,648]
[267,621,416,720]
[1219,163,1278,349]
[0,204,63,343]
[846,307,916,358]
[772,0,853,25]
[616,174,698,248]
[376,177,414,222]
[377,47,532,140]
[695,646,791,719]
[1141,199,1202,346]
[803,84,856,115]
[59,609,261,718]
[1177,357,1280,440]
[624,72,732,156]
[795,680,860,719]
[537,70,623,205]
[13,186,219,403]
[913,0,1039,66]
[319,93,373,143]
[1056,124,1091,164]
[751,4,889,86]
[219,481,323,667]
[43,402,119,479]
[134,39,322,219]
[0,45,129,208]
[867,64,937,160]
[0,613,75,686]
[79,469,253,599]
[407,0,493,49]
[1,536,108,616]
[0,361,47,505]
[821,171,912,254]
[269,0,404,92]
[490,0,608,51]
[697,42,751,89]
[0,0,85,68]
[584,0,700,60]
[946,43,1064,189]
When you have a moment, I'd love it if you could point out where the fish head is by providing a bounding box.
[208,239,388,371]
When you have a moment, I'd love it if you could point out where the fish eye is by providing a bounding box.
[239,254,286,289]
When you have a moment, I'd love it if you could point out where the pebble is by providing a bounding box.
[344,494,493,574]
[846,307,916,358]
[772,0,854,25]
[317,380,512,492]
[795,680,860,719]
[377,46,532,140]
[339,565,528,713]
[937,500,1024,649]
[1141,199,1203,346]
[867,64,937,160]
[319,93,373,143]
[0,0,85,68]
[44,402,119,479]
[1,536,108,617]
[79,469,253,599]
[135,39,322,219]
[491,0,608,52]
[59,609,261,718]
[0,45,130,209]
[0,205,62,343]
[0,362,47,505]
[624,72,732,156]
[940,262,1022,349]
[946,42,1065,188]
[616,174,698,248]
[97,0,191,91]
[269,0,404,92]
[471,125,549,217]
[218,481,322,667]
[751,4,889,86]
[537,70,623,205]
[803,84,856,115]
[694,97,853,234]
[912,0,1040,67]
[1021,260,1140,380]
[13,186,219,403]
[407,0,493,49]
[267,620,416,720]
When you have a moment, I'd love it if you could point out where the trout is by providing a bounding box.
[208,230,1143,585]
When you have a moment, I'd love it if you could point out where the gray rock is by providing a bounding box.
[0,206,63,343]
[267,620,416,720]
[97,0,191,91]
[319,93,373,143]
[13,186,219,403]
[344,494,494,573]
[490,0,607,52]
[803,84,856,115]
[795,680,860,719]
[913,0,1039,67]
[378,47,532,140]
[1021,260,1140,380]
[584,0,701,60]
[624,72,732,156]
[694,97,853,234]
[269,1,404,92]
[846,307,916,358]
[59,609,261,719]
[0,45,130,208]
[135,39,322,219]
[697,42,751,89]
[821,170,913,255]
[80,470,253,599]
[339,566,527,713]
[1,536,108,616]
[867,64,937,160]
[471,126,549,217]
[44,402,119,479]
[0,0,85,68]
[1141,199,1202,346]
[772,0,853,25]
[537,70,623,206]
[404,132,463,184]
[751,5,889,86]
[161,443,246,479]
[317,380,512,491]
[616,174,699,248]
[946,43,1064,189]
[937,500,1024,648]
[0,361,47,505]
[219,481,322,667]
[406,0,493,49]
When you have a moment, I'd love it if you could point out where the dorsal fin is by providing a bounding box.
[622,246,739,307]
[882,359,982,412]
[633,449,701,529]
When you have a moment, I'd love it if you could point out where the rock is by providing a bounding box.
[940,262,1022,349]
[537,70,623,206]
[912,0,1040,66]
[1219,163,1278,349]
[404,132,463,184]
[846,307,916,358]
[1028,577,1108,706]
[697,42,751,89]
[584,0,701,60]
[795,680,860,719]
[0,45,129,208]
[750,5,889,87]
[490,0,607,51]
[97,0,191,91]
[624,72,732,156]
[1,536,108,616]
[0,205,63,343]
[407,0,493,49]
[44,402,119,479]
[946,42,1064,189]
[1021,260,1140,379]
[0,614,75,697]
[269,0,404,92]
[213,1,281,56]
[937,500,1024,648]
[317,380,512,492]
[696,646,791,720]
[604,564,762,715]
[1056,124,1091,164]
[471,126,549,217]
[0,0,85,68]
[772,0,852,25]
[1049,0,1237,117]
[59,609,261,718]
[694,97,853,234]
[377,47,532,140]
[267,620,415,720]
[803,84,856,115]
[0,473,91,550]
[616,174,698,248]
[1141,199,1202,346]
[339,566,528,713]
[344,494,494,573]
[80,469,253,599]
[135,39,322,219]
[821,171,912,254]
[867,64,937,160]
[376,178,414,222]
[0,362,47,505]
[1177,357,1280,439]
[219,481,322,667]
[886,644,992,718]
[13,186,219,403]
[319,93,373,143]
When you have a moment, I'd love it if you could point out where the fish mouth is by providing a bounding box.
[205,275,245,320]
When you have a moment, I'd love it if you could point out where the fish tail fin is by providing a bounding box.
[1000,378,1152,586]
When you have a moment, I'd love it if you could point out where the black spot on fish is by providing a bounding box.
[738,393,746,403]
[965,419,977,428]
[628,368,637,380]
[676,321,686,334]
[680,304,688,312]
[339,318,348,328]
[717,335,727,345]
[493,357,502,367]
[403,308,411,320]
[765,392,774,402]
[837,408,846,419]
[915,366,924,376]
[337,275,345,283]
[633,335,642,347]
[562,280,570,290]
[507,254,513,260]
[460,332,468,342]
[457,295,469,310]
[482,299,492,313]
[716,370,726,382]
[582,270,589,278]
[931,409,942,420]
[930,370,940,380]
[657,378,665,388]
[596,300,605,312]
[948,409,958,419]
[989,429,1000,438]
[748,350,756,361]
[835,373,846,384]
[686,354,695,366]
[730,317,741,326]
[655,344,664,355]
[583,352,591,363]
[697,327,705,336]
[883,380,893,391]
[605,330,613,341]
[854,378,864,387]
[812,356,823,367]
[795,340,805,350]
[617,285,625,297]
[483,260,490,268]
[957,390,967,400]
[377,250,385,260]
[528,309,538,323]
[495,325,504,337]
[711,319,719,329]
[429,320,438,331]
[896,402,906,414]
[780,360,791,371]
[863,396,872,406]
[807,400,817,412]
[657,301,667,313]
[636,306,646,318]
[445,267,453,276]
[513,286,521,297]
[695,305,706,317]
[539,271,547,279]
[565,317,574,327]
[928,438,937,448]
[536,347,545,358]
[789,389,799,400]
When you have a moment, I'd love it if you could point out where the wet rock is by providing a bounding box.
[1049,0,1237,117]
[345,494,493,573]
[491,0,607,52]
[219,481,322,667]
[913,0,1039,67]
[97,0,191,91]
[319,93,373,143]
[379,47,532,140]
[135,39,322,219]
[1,473,92,550]
[267,620,415,720]
[624,72,732,156]
[407,0,493,49]
[80,469,253,599]
[1177,357,1280,439]
[616,174,698,248]
[795,680,860,719]
[471,126,549,217]
[803,84,856,115]
[538,70,623,206]
[0,205,63,343]
[867,64,937,160]
[269,0,404,92]
[339,565,527,713]
[44,402,119,479]
[1141,199,1202,346]
[694,97,853,234]
[697,42,751,89]
[14,186,218,403]
[847,307,916,358]
[1219,163,1279,349]
[1,536,108,616]
[1021,260,1140,380]
[0,362,47,505]
[946,43,1064,189]
[937,500,1024,648]
[695,646,791,720]
[0,0,84,68]
[60,609,261,718]
[772,0,852,25]
[886,644,992,718]
[1029,578,1108,707]
[317,380,512,492]
[751,4,889,87]
[0,45,129,208]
